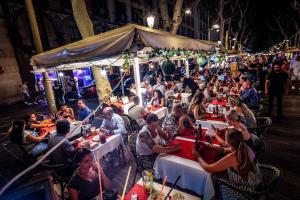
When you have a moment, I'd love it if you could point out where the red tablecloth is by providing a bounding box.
[209,98,228,106]
[168,136,222,164]
[202,113,226,122]
[125,184,148,200]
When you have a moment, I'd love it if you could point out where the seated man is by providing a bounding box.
[204,82,217,100]
[77,99,93,124]
[48,119,75,165]
[240,81,260,107]
[152,76,165,94]
[162,104,184,135]
[100,107,127,167]
[128,96,146,127]
[47,119,77,177]
[136,114,180,169]
[100,107,127,135]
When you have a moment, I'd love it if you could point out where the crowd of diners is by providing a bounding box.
[7,53,295,199]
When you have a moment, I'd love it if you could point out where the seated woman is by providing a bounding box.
[56,103,75,121]
[24,113,51,132]
[228,95,257,128]
[8,120,48,156]
[68,148,111,200]
[177,115,196,137]
[193,129,262,198]
[149,90,165,107]
[214,110,255,151]
[187,92,206,120]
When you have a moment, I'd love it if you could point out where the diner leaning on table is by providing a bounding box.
[24,113,51,132]
[68,148,111,200]
[136,114,180,169]
[149,89,165,107]
[192,129,262,198]
[228,95,257,128]
[187,92,206,120]
[8,120,48,156]
[56,103,75,121]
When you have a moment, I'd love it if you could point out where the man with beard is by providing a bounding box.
[265,62,288,119]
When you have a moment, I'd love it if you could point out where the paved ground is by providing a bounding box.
[0,95,300,199]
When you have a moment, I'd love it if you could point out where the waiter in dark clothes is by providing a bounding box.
[180,75,199,97]
[265,62,288,119]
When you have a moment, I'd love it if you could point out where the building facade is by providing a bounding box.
[0,0,209,106]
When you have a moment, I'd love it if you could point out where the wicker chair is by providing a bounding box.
[121,115,133,144]
[249,104,264,117]
[249,117,272,138]
[128,132,147,186]
[217,164,281,200]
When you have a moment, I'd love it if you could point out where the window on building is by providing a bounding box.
[132,7,143,25]
[67,23,81,42]
[116,0,127,22]
[91,0,107,17]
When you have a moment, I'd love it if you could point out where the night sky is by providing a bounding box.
[250,0,299,51]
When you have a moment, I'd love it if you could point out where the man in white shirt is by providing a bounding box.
[100,107,127,135]
[128,96,146,126]
[100,106,126,167]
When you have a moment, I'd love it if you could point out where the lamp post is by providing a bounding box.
[146,16,155,28]
[230,38,236,50]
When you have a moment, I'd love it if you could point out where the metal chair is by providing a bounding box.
[248,117,272,138]
[128,132,146,186]
[41,160,76,200]
[249,104,264,117]
[121,115,133,144]
[217,164,281,200]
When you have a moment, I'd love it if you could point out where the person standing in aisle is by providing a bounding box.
[265,62,288,119]
[21,81,32,105]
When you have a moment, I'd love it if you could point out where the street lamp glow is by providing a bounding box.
[185,9,191,15]
[232,46,235,49]
[146,16,155,28]
[217,41,222,44]
[232,38,236,41]
[216,29,220,32]
[212,24,220,29]
[58,72,64,77]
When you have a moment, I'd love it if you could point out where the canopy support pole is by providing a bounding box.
[25,0,56,114]
[185,59,189,78]
[133,57,142,106]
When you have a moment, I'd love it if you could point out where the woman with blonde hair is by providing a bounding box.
[228,94,257,128]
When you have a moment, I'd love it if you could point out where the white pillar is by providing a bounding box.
[133,57,142,106]
[185,59,189,78]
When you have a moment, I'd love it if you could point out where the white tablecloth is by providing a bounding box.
[173,93,192,104]
[196,120,228,136]
[153,107,169,119]
[91,134,125,160]
[153,147,215,200]
[135,179,201,200]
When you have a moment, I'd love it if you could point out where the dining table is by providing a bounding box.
[153,129,224,200]
[125,178,201,200]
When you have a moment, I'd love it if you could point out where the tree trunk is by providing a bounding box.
[218,0,224,43]
[171,0,184,34]
[71,0,112,102]
[159,0,171,31]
